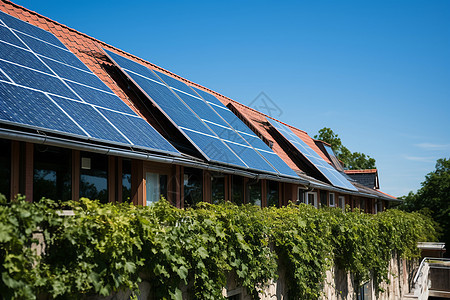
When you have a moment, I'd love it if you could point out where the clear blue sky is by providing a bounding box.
[14,0,450,197]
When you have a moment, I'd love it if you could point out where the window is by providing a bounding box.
[0,139,11,201]
[122,159,131,203]
[360,199,366,212]
[80,152,108,203]
[375,201,383,213]
[357,281,371,300]
[338,196,345,212]
[297,187,305,205]
[211,173,225,204]
[320,190,327,207]
[231,175,244,205]
[184,168,202,207]
[146,172,167,206]
[305,192,318,208]
[34,145,71,202]
[329,193,335,207]
[247,180,261,206]
[267,180,279,207]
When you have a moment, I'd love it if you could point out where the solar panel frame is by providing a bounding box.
[152,70,291,175]
[267,119,358,191]
[103,48,248,169]
[185,87,299,178]
[0,12,180,156]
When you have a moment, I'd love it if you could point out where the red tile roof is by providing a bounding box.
[344,169,378,174]
[376,190,397,200]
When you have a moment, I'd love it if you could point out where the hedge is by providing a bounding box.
[0,195,437,299]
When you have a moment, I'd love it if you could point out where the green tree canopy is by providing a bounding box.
[314,127,376,170]
[399,158,450,253]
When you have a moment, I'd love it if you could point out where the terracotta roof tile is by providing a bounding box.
[344,169,377,174]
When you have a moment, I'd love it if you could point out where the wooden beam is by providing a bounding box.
[116,157,123,203]
[131,159,144,206]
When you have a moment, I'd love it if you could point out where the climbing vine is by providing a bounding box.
[0,196,437,299]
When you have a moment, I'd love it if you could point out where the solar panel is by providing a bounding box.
[151,71,282,175]
[0,11,179,156]
[324,145,344,172]
[104,49,248,169]
[267,119,358,191]
[185,88,299,178]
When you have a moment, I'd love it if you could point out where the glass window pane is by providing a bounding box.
[231,175,243,205]
[122,159,131,203]
[183,168,202,208]
[160,174,167,200]
[267,180,279,207]
[211,173,225,204]
[80,152,107,203]
[33,145,71,202]
[247,181,261,206]
[146,172,159,206]
[0,139,11,201]
[320,190,327,207]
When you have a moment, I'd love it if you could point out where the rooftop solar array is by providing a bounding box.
[324,144,345,172]
[104,49,298,177]
[187,86,299,178]
[268,119,358,191]
[0,11,179,156]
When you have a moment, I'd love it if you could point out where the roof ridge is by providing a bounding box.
[2,0,310,136]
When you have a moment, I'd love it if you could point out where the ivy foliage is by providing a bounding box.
[0,196,436,299]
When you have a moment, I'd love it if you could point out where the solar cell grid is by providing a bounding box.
[187,89,299,178]
[0,12,179,155]
[152,69,286,175]
[104,48,247,167]
[268,119,357,191]
[0,10,65,48]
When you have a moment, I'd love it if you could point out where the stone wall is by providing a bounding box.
[88,254,417,300]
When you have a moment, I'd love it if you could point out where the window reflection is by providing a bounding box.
[211,173,225,204]
[80,152,107,203]
[183,168,202,208]
[231,175,244,205]
[122,159,131,203]
[33,145,71,202]
[247,180,261,206]
[145,172,167,206]
[267,180,279,207]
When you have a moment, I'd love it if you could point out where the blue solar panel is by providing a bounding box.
[154,71,198,97]
[0,11,179,156]
[0,10,65,48]
[104,48,250,168]
[98,108,179,153]
[186,89,299,178]
[15,32,89,71]
[151,70,289,175]
[191,86,225,107]
[268,119,357,191]
[0,42,52,73]
[0,82,84,135]
[0,69,9,82]
[41,57,111,92]
[0,60,78,98]
[0,25,26,48]
[50,95,130,144]
[65,81,134,114]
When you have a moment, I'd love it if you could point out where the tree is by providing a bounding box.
[399,158,450,254]
[314,127,376,170]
